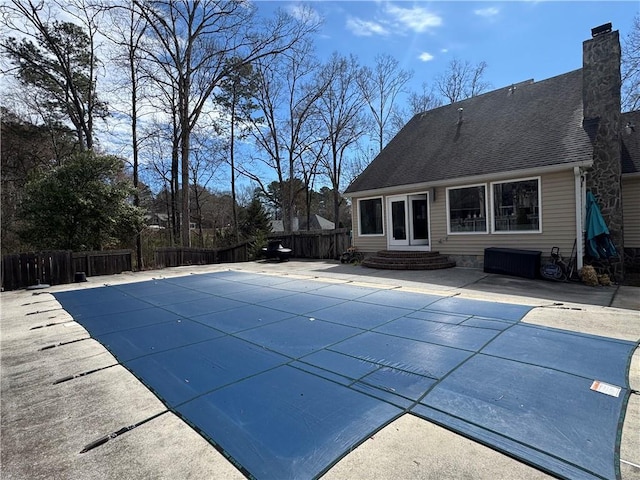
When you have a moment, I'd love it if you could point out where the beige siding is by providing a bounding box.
[352,170,578,258]
[351,197,387,252]
[623,176,640,248]
[434,171,577,257]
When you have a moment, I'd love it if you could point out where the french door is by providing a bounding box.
[387,193,430,249]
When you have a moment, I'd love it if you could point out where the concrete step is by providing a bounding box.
[374,250,443,258]
[362,250,456,270]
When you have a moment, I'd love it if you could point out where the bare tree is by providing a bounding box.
[102,3,149,268]
[133,0,320,246]
[300,141,325,231]
[141,78,182,243]
[391,81,442,134]
[316,53,366,227]
[357,53,413,153]
[344,141,375,187]
[189,133,224,246]
[142,111,181,244]
[622,13,640,112]
[435,58,490,104]
[242,37,327,233]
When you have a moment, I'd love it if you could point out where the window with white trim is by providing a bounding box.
[491,177,541,233]
[447,184,488,234]
[358,197,383,235]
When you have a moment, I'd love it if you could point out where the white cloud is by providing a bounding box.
[474,7,500,18]
[286,4,322,25]
[345,2,441,38]
[418,52,434,62]
[346,17,389,37]
[384,4,442,33]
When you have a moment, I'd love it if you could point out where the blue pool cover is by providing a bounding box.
[53,272,637,480]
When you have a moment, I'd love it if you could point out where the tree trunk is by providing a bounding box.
[306,189,312,231]
[181,133,190,247]
[171,139,179,245]
[180,71,191,247]
[333,187,340,229]
[130,42,142,270]
[230,86,239,243]
[287,155,294,233]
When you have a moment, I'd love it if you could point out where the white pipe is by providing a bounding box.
[574,167,584,271]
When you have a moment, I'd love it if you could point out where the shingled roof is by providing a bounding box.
[346,69,595,194]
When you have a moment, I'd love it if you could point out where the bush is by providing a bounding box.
[19,152,145,251]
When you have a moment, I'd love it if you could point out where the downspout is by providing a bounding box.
[574,166,586,270]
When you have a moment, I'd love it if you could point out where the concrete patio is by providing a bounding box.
[1,260,638,479]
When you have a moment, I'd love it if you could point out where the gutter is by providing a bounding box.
[345,160,594,198]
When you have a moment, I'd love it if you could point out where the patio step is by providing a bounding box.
[362,250,456,270]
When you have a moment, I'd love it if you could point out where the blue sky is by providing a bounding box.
[255,1,638,95]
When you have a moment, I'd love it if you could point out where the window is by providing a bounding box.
[358,197,383,235]
[491,178,541,233]
[447,184,488,234]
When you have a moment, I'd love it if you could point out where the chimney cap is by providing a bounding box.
[591,23,612,37]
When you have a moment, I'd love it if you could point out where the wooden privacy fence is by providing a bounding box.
[269,228,351,259]
[1,250,133,291]
[155,242,250,268]
[1,230,350,290]
[154,229,351,268]
[72,251,133,277]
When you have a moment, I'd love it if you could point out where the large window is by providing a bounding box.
[447,184,488,234]
[491,177,541,233]
[358,197,383,235]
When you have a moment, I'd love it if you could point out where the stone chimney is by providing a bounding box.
[582,23,623,277]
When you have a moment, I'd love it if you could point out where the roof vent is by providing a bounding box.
[591,23,612,38]
[457,107,464,125]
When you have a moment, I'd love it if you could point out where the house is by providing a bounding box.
[146,213,197,230]
[345,23,640,280]
[270,215,336,233]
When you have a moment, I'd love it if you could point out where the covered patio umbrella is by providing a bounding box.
[585,191,617,259]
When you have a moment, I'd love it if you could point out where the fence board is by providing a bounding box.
[1,250,132,291]
[269,229,350,260]
[72,250,132,276]
[155,243,249,268]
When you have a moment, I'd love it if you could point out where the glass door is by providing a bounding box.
[387,196,409,246]
[387,193,430,249]
[409,194,429,246]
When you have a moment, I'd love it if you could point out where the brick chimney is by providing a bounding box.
[582,23,623,278]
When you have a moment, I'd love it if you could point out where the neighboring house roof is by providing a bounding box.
[300,214,335,231]
[145,213,169,224]
[622,110,640,175]
[270,220,284,232]
[270,215,335,232]
[346,69,595,195]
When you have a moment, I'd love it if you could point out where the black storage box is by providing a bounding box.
[483,247,542,279]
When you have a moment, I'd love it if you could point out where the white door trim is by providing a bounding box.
[386,192,431,251]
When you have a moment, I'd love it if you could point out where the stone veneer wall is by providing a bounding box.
[583,29,624,280]
[449,255,484,269]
